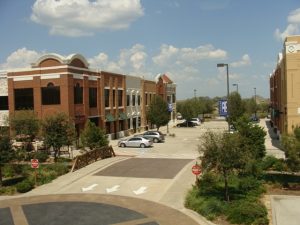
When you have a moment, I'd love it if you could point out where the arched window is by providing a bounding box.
[41,82,60,105]
[74,83,83,104]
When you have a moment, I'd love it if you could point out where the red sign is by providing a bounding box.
[192,164,201,175]
[31,159,39,169]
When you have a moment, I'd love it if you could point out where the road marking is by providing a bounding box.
[133,186,147,195]
[81,184,98,192]
[106,185,120,193]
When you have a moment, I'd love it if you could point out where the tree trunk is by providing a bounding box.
[224,169,230,202]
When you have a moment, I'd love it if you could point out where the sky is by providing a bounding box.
[0,0,300,100]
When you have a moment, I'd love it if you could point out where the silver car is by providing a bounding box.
[118,137,153,148]
[135,131,165,143]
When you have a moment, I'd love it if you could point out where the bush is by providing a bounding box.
[34,151,49,163]
[0,186,16,195]
[226,199,268,225]
[261,156,286,171]
[16,179,34,193]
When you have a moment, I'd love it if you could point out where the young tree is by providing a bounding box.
[199,131,247,201]
[281,127,300,172]
[147,95,170,130]
[41,113,73,161]
[0,132,14,187]
[10,110,40,151]
[80,120,109,150]
[228,92,245,124]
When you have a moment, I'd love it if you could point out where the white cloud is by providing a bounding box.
[31,0,144,37]
[88,44,147,74]
[0,48,42,70]
[275,8,300,41]
[152,44,227,66]
[231,54,251,68]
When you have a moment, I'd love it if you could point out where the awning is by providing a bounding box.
[106,113,116,122]
[119,112,128,120]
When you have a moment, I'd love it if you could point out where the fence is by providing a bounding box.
[71,145,115,172]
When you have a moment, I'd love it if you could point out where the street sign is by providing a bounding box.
[192,164,201,175]
[219,100,228,116]
[31,159,39,169]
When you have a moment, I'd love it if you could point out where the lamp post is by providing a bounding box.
[194,89,197,98]
[254,87,257,118]
[217,63,230,131]
[232,83,238,93]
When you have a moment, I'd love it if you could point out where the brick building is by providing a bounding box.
[1,53,176,139]
[270,35,300,136]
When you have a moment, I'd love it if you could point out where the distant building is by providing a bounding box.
[270,35,300,135]
[1,53,176,139]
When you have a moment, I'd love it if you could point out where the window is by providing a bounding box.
[172,94,176,103]
[113,90,116,107]
[74,83,83,104]
[137,95,141,106]
[89,117,99,126]
[42,83,60,105]
[89,87,97,108]
[118,90,123,107]
[127,95,130,106]
[167,95,171,104]
[145,93,148,105]
[15,88,34,110]
[0,96,8,110]
[105,89,110,107]
[132,95,136,106]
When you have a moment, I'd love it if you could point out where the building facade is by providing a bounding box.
[270,35,300,135]
[2,53,176,139]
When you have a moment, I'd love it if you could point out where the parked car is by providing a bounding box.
[176,121,196,127]
[118,137,153,148]
[135,131,165,143]
[250,116,260,123]
[190,118,201,126]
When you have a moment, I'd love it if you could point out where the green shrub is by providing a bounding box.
[34,151,49,163]
[261,156,286,171]
[226,199,268,225]
[238,176,262,193]
[2,164,15,178]
[16,179,34,193]
[0,186,16,195]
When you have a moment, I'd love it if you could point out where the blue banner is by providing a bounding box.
[219,100,228,116]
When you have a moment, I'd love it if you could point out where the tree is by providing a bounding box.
[281,127,300,172]
[41,113,73,161]
[80,120,109,150]
[179,99,194,122]
[147,95,170,130]
[0,132,14,187]
[199,131,247,201]
[228,92,245,124]
[10,110,40,151]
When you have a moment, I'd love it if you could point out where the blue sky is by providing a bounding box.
[1,0,300,100]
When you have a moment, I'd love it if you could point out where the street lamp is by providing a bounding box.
[217,63,230,131]
[254,87,257,118]
[232,83,238,93]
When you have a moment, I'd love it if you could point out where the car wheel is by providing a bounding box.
[120,143,126,148]
[153,138,159,143]
[140,143,146,148]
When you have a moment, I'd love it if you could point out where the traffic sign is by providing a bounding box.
[31,159,39,169]
[192,164,201,175]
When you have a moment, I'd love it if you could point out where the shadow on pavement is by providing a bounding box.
[265,120,282,150]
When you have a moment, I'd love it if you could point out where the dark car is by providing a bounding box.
[176,121,196,127]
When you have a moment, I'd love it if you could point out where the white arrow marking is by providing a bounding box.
[106,185,120,193]
[81,184,98,192]
[133,186,147,195]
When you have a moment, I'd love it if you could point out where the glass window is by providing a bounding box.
[42,83,60,105]
[113,90,116,107]
[132,95,136,106]
[127,95,130,106]
[89,117,99,126]
[145,93,148,105]
[0,96,9,110]
[105,89,109,107]
[118,90,123,107]
[74,83,83,104]
[138,95,140,106]
[89,87,97,108]
[15,88,34,110]
[172,94,176,103]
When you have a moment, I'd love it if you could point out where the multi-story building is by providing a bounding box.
[155,73,177,121]
[0,70,9,127]
[270,35,300,135]
[1,53,176,139]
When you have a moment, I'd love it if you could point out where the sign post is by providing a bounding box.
[31,159,39,187]
[192,162,201,183]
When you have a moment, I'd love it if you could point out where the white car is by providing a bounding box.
[190,118,201,126]
[118,137,153,148]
